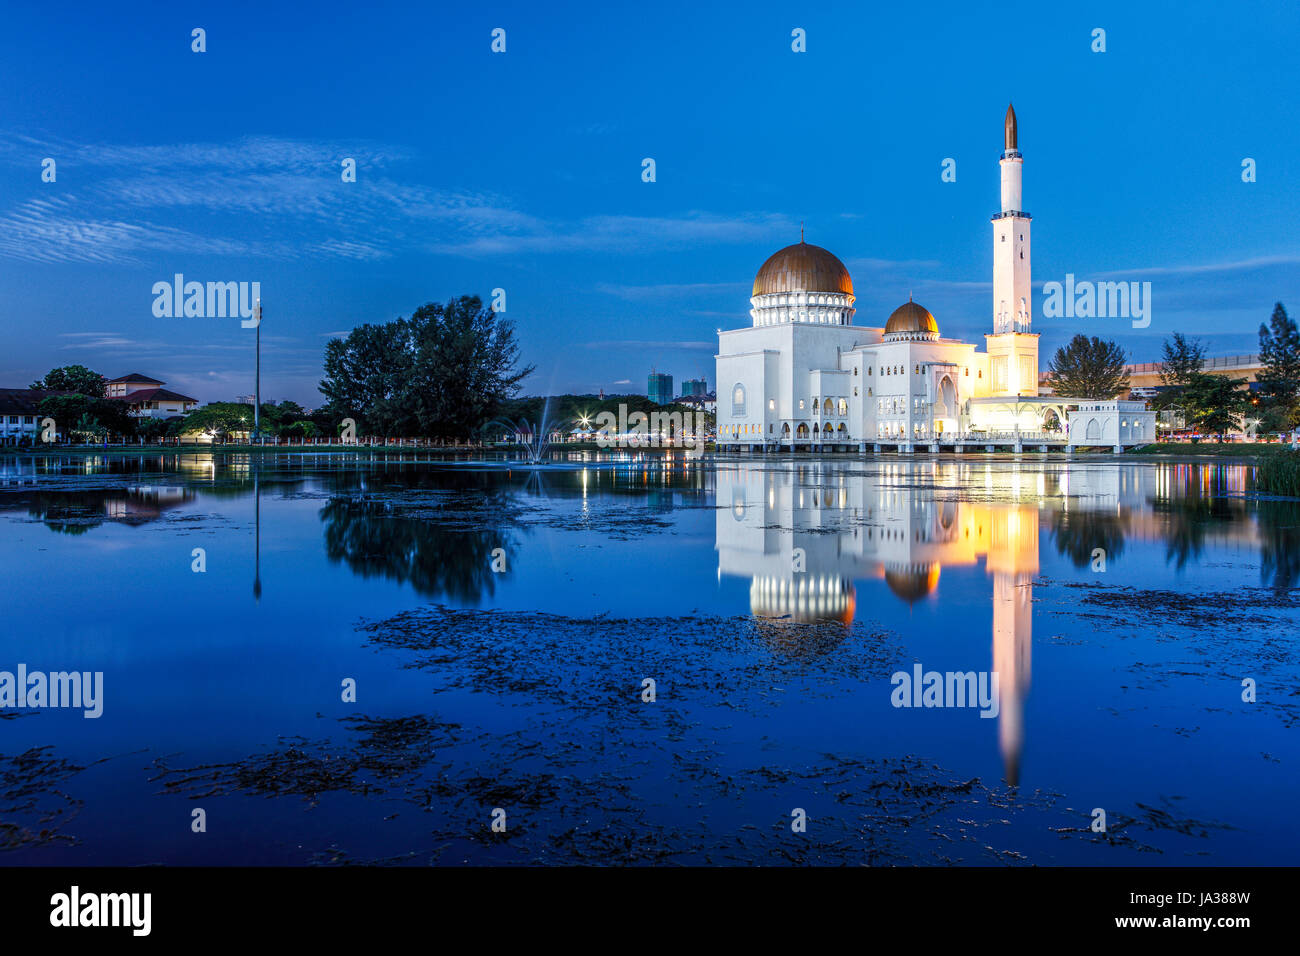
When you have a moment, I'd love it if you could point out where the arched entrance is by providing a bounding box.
[938,375,956,417]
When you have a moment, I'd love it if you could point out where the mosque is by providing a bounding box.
[715,105,1155,453]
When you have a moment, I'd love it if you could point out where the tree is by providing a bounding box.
[135,417,171,441]
[37,394,133,440]
[1046,334,1129,399]
[1182,373,1248,437]
[71,413,107,442]
[281,420,318,440]
[319,320,417,435]
[319,295,534,439]
[1158,332,1206,390]
[178,403,254,443]
[1257,303,1300,430]
[30,365,106,398]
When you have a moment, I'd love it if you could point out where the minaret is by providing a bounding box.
[986,104,1039,397]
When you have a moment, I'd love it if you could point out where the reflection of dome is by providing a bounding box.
[753,242,854,297]
[750,574,855,625]
[884,299,939,341]
[884,564,940,603]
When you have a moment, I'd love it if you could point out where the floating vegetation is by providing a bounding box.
[0,747,86,852]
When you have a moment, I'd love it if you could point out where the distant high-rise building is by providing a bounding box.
[647,371,673,405]
[681,378,708,398]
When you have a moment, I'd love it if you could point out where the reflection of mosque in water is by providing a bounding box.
[714,460,1179,785]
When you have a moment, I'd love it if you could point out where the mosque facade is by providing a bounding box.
[715,106,1156,453]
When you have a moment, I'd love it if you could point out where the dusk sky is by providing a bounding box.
[1,0,1297,406]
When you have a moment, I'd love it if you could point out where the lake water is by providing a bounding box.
[0,452,1296,865]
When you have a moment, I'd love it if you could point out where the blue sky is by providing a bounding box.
[1,0,1297,405]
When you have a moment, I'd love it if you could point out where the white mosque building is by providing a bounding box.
[716,105,1155,453]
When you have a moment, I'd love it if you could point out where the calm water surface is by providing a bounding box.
[0,452,1296,865]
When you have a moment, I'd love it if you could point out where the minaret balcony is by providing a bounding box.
[991,210,1031,221]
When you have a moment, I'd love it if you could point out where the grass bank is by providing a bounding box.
[1130,442,1292,459]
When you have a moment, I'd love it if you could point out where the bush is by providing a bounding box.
[1257,448,1300,497]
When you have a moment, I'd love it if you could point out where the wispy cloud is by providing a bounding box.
[595,280,747,300]
[584,339,716,351]
[0,131,802,267]
[1094,255,1300,278]
[428,212,795,257]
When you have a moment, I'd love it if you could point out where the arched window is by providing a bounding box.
[823,398,833,415]
[731,383,746,417]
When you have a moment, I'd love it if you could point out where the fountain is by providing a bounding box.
[491,399,556,466]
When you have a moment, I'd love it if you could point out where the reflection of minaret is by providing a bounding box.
[988,505,1036,785]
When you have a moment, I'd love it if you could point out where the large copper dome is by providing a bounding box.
[885,564,941,604]
[752,241,853,297]
[884,300,939,336]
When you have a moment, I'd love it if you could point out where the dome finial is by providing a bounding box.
[1004,102,1018,151]
[800,221,804,243]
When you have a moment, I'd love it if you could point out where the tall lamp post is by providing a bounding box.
[253,299,262,443]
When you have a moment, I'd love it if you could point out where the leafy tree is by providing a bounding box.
[178,403,255,443]
[134,417,171,440]
[1257,302,1300,429]
[319,321,417,435]
[1046,334,1129,399]
[30,365,106,398]
[71,413,106,442]
[37,394,133,440]
[1182,373,1248,436]
[281,420,318,439]
[1158,332,1206,391]
[320,295,533,439]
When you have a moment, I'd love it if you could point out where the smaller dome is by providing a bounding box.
[884,300,939,337]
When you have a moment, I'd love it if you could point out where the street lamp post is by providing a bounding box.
[253,299,262,443]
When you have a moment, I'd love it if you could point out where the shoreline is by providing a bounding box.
[0,441,1292,465]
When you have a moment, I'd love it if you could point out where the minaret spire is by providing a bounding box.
[988,102,1036,394]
